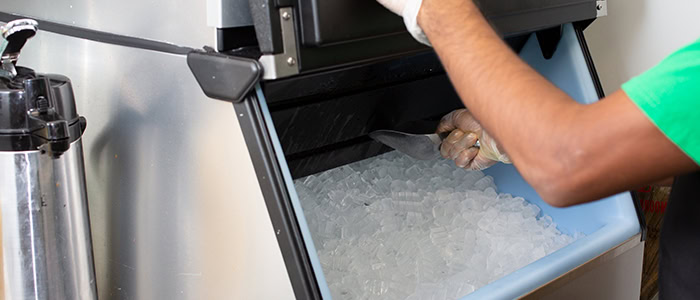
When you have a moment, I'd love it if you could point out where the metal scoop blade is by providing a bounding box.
[369,130,448,160]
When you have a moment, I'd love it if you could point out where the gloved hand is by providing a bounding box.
[437,109,511,170]
[376,0,430,45]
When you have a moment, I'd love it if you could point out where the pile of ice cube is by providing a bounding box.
[295,151,580,300]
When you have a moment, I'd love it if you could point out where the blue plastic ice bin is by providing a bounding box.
[258,23,643,300]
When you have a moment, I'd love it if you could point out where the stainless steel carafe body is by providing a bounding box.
[0,139,96,299]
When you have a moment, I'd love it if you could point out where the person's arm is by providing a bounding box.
[418,0,697,206]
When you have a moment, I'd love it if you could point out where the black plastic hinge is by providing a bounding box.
[187,50,263,103]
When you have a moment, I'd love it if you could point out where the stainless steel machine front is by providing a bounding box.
[1,0,296,299]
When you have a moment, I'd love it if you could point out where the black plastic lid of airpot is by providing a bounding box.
[0,66,86,157]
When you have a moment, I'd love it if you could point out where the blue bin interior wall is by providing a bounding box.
[258,23,641,300]
[472,24,641,299]
[485,23,626,235]
[486,23,638,236]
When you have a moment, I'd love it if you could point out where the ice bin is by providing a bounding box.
[234,23,644,299]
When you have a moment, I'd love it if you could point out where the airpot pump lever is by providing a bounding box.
[0,18,38,79]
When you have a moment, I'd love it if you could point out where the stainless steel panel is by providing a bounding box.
[596,1,607,17]
[259,7,299,80]
[8,25,294,300]
[524,235,643,299]
[3,0,213,48]
[0,141,97,300]
[206,0,253,28]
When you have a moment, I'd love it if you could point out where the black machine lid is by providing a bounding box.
[244,0,601,73]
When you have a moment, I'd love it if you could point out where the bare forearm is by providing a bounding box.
[419,1,585,196]
[417,0,697,205]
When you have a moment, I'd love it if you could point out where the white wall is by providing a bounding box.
[584,0,700,94]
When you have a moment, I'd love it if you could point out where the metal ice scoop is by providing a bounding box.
[369,124,480,161]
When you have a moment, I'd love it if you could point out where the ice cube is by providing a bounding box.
[405,165,422,179]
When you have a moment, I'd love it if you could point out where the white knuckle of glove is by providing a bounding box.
[376,0,431,46]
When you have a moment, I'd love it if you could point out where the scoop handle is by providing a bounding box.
[435,131,481,148]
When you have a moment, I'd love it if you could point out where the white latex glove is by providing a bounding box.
[437,109,511,170]
[376,0,430,46]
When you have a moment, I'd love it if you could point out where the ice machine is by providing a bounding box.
[0,0,644,299]
[230,0,646,299]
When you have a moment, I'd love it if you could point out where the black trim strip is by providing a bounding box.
[0,11,194,56]
[629,191,647,241]
[232,91,321,300]
[574,21,647,242]
[573,21,606,99]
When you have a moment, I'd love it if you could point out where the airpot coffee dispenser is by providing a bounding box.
[0,19,97,299]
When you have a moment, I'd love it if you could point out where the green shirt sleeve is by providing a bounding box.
[622,38,700,165]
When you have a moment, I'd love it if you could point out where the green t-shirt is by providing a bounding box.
[622,38,700,165]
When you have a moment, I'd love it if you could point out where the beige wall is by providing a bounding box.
[584,0,700,94]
